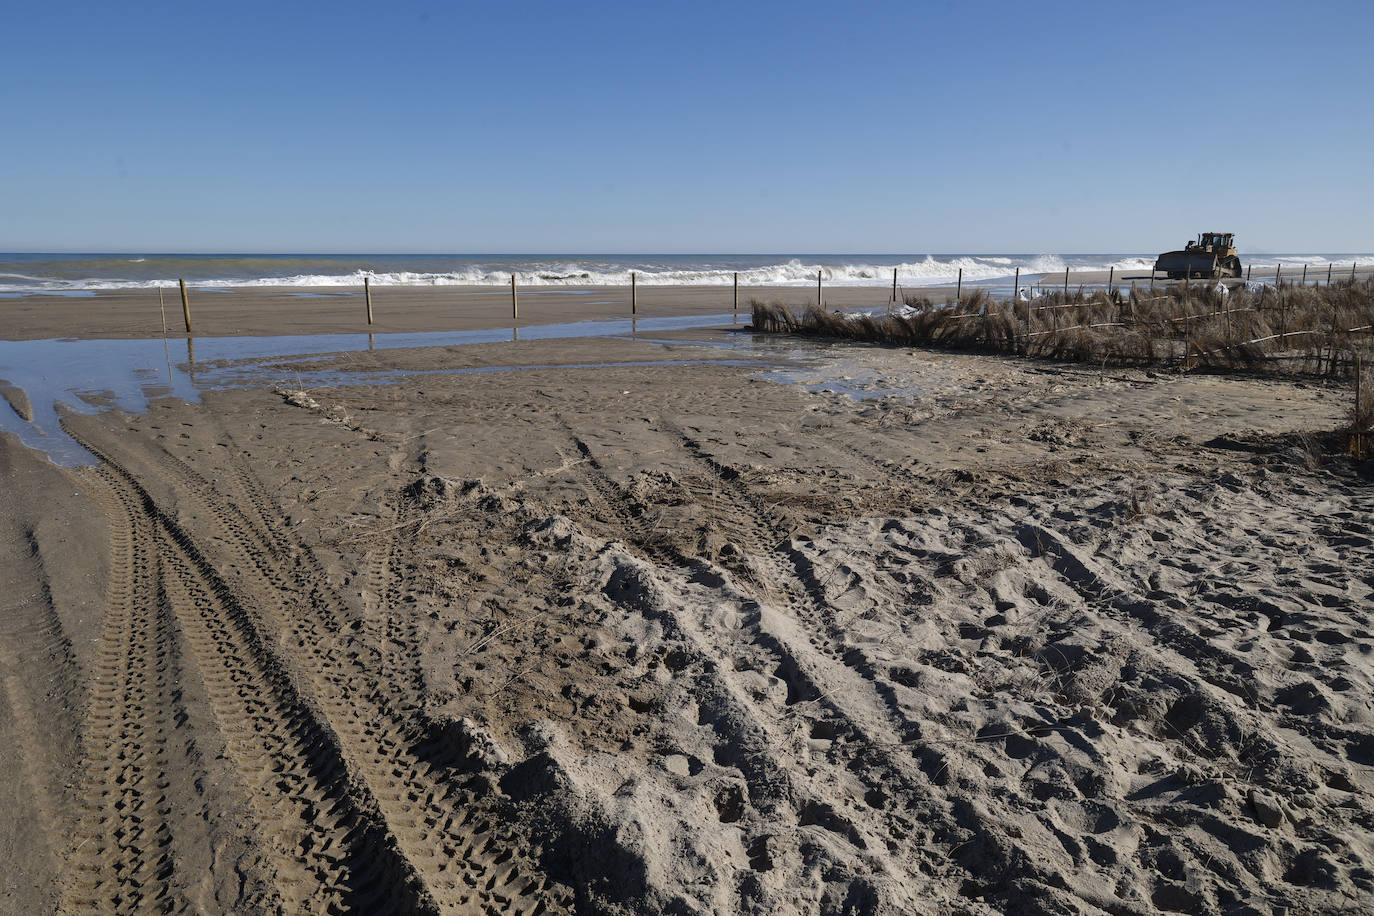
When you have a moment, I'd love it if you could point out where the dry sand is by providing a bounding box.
[1,311,1371,914]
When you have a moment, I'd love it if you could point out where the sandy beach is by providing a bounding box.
[1,299,1372,914]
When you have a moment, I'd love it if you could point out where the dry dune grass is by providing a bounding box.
[751,278,1374,377]
[1352,357,1373,458]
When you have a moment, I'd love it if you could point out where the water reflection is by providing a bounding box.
[0,313,750,465]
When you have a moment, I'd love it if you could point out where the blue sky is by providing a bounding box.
[3,0,1370,253]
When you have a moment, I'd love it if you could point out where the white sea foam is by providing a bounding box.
[0,258,1088,291]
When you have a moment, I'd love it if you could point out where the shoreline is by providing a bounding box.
[5,264,1374,342]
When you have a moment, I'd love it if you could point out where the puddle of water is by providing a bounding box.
[1,312,938,466]
[0,313,745,465]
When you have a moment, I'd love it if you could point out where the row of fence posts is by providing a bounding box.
[512,270,742,321]
[499,269,745,322]
[887,266,964,303]
[161,260,1365,333]
[165,271,749,331]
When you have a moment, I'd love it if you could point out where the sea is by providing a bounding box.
[3,252,1373,295]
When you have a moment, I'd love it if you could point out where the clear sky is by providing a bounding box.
[3,0,1370,253]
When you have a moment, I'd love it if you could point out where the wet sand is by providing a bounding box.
[1,308,1372,913]
[0,284,898,340]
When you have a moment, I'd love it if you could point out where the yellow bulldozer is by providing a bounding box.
[1153,232,1242,280]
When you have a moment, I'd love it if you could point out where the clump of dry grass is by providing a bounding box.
[1351,358,1373,459]
[750,279,1374,378]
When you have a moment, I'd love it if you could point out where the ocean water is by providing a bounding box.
[4,252,1373,294]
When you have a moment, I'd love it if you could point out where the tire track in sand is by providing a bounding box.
[66,432,437,914]
[71,422,569,914]
[656,421,943,773]
[556,416,688,567]
[0,527,84,893]
[211,439,570,914]
[58,467,178,914]
[556,416,958,882]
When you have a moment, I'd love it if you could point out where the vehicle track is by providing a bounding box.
[0,529,85,732]
[59,468,179,914]
[0,526,83,878]
[216,450,568,913]
[664,422,843,637]
[363,483,427,707]
[68,421,569,913]
[551,417,976,879]
[68,431,437,914]
[556,417,687,567]
[655,421,950,776]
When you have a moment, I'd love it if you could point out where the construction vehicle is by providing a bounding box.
[1153,232,1242,280]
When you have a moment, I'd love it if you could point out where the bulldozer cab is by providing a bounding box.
[1197,232,1234,253]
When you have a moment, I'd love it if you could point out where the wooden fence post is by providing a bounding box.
[733,271,738,318]
[817,270,823,308]
[632,271,638,315]
[1107,266,1114,297]
[1015,267,1025,344]
[511,274,518,319]
[891,267,897,303]
[158,288,168,337]
[1329,297,1339,376]
[956,267,962,302]
[1327,263,1333,286]
[178,278,192,333]
[1353,262,1358,284]
[365,276,374,325]
[1275,263,1282,288]
[1063,267,1069,298]
[1357,354,1364,458]
[1302,264,1308,286]
[1246,264,1251,282]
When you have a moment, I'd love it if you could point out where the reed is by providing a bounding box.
[1351,357,1372,459]
[750,279,1374,378]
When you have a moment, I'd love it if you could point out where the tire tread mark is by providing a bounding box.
[58,469,177,914]
[75,426,568,914]
[224,452,574,915]
[68,432,440,915]
[555,416,688,567]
